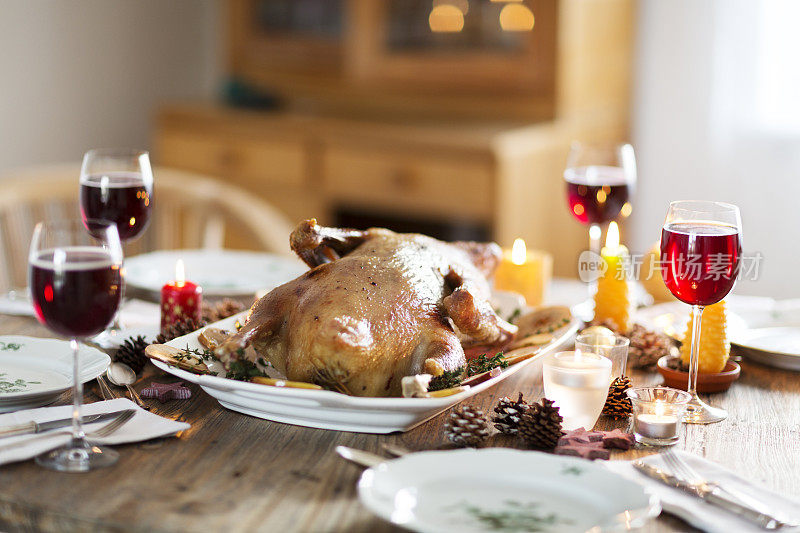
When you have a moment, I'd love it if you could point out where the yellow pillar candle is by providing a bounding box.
[593,222,631,332]
[680,300,729,374]
[493,238,553,307]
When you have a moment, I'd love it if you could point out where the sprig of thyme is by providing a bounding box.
[180,345,217,363]
[180,345,268,382]
[428,367,466,392]
[466,352,508,376]
[427,352,508,392]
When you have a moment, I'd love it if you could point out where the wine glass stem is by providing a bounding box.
[589,223,602,257]
[588,224,602,296]
[70,339,86,445]
[688,305,705,401]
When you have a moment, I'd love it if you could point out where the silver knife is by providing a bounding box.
[633,460,796,530]
[0,410,128,439]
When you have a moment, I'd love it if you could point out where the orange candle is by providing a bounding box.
[493,239,553,307]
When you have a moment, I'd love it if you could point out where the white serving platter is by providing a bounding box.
[152,302,580,434]
[0,336,110,413]
[358,448,660,533]
[125,249,307,297]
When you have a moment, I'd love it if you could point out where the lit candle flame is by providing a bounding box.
[511,238,527,265]
[655,399,665,418]
[606,221,620,250]
[175,259,185,287]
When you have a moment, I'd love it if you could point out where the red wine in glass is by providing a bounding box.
[80,172,152,241]
[564,165,631,225]
[30,247,123,338]
[660,222,742,306]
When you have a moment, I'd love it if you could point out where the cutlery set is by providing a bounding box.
[0,409,136,454]
[338,445,798,530]
[633,451,798,530]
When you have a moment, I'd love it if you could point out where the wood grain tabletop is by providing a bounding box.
[0,314,798,533]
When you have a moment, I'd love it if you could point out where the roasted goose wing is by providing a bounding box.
[217,219,516,397]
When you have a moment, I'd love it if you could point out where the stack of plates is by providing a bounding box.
[0,336,110,413]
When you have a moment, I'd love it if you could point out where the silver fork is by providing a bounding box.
[87,409,135,439]
[0,409,136,454]
[661,450,798,529]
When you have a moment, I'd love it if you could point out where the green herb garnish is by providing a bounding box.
[466,352,508,376]
[428,367,466,391]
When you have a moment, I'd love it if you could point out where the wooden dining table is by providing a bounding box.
[1,312,798,533]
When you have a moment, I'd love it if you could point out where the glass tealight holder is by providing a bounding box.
[543,351,612,431]
[627,387,692,446]
[575,331,630,380]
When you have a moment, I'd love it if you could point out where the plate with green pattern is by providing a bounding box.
[358,448,660,533]
[0,336,110,412]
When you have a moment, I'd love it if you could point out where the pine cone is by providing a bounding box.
[602,376,633,418]
[114,335,149,374]
[519,398,563,450]
[202,299,246,324]
[492,392,530,435]
[628,324,674,368]
[444,405,491,447]
[156,318,207,344]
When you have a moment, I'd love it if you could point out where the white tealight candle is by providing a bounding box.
[627,388,691,446]
[635,401,679,440]
[543,351,612,431]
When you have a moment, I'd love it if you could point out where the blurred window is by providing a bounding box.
[754,0,800,133]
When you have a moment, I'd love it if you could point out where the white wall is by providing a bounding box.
[0,0,220,172]
[630,0,800,298]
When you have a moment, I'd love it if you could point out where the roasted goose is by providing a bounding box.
[217,219,517,397]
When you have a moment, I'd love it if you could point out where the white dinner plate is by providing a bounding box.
[729,327,800,371]
[124,249,307,297]
[151,294,580,433]
[634,300,800,371]
[358,448,660,533]
[0,336,110,413]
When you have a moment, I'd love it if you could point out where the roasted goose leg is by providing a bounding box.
[217,219,517,397]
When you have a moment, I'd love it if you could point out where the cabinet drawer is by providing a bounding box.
[157,131,306,187]
[322,148,493,220]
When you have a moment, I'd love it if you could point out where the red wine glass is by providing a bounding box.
[28,219,124,471]
[564,142,636,257]
[80,148,153,243]
[79,149,152,335]
[661,200,742,424]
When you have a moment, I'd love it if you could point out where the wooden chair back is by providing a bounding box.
[0,165,294,292]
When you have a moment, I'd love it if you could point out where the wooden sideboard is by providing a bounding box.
[156,105,627,277]
[155,0,634,277]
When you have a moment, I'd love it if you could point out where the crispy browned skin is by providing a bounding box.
[217,219,517,397]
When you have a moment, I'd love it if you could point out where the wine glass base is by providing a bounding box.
[35,441,119,472]
[683,398,727,424]
[89,327,126,350]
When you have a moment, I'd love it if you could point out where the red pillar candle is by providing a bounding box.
[160,259,202,333]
